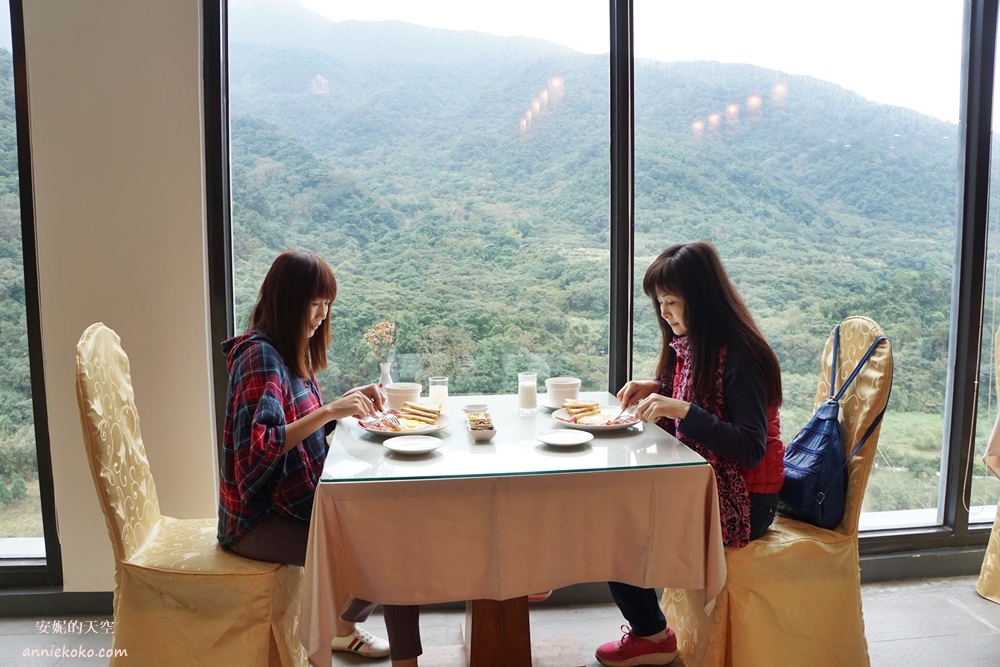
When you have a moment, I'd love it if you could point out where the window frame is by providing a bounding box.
[206,0,1000,576]
[0,0,63,588]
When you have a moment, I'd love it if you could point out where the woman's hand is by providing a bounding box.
[634,394,690,423]
[341,383,386,411]
[284,385,384,454]
[324,385,383,421]
[616,380,660,410]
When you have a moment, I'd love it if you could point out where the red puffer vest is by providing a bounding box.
[670,338,784,495]
[742,404,784,494]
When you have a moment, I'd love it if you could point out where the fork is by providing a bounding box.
[612,403,636,422]
[379,411,401,428]
[361,411,401,428]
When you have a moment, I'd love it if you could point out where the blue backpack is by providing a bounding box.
[777,325,888,529]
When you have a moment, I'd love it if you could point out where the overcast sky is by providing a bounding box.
[297,0,965,124]
[0,10,10,52]
[0,2,966,124]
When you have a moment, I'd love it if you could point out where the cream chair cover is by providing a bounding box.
[975,328,1000,604]
[660,315,893,667]
[75,323,307,666]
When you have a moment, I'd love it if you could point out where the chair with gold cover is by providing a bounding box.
[975,328,1000,604]
[75,322,307,666]
[660,315,893,667]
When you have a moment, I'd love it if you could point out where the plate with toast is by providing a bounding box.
[358,402,453,435]
[552,399,640,432]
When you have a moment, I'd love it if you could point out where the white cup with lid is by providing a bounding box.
[544,376,581,407]
[383,382,421,411]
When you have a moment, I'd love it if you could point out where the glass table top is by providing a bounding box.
[322,392,707,482]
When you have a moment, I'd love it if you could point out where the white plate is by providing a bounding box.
[552,407,640,432]
[536,429,594,447]
[358,413,453,436]
[383,435,443,455]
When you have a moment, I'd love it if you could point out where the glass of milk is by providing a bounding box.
[428,376,449,413]
[518,372,538,415]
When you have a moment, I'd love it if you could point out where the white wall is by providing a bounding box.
[22,1,216,591]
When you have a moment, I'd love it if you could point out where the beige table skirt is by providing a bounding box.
[301,466,726,664]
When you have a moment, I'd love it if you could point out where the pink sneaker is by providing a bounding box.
[595,625,678,667]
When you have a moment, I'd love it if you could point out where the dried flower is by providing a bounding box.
[363,321,397,363]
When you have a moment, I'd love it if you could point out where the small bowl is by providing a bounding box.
[467,411,496,442]
[462,403,489,414]
[470,427,496,442]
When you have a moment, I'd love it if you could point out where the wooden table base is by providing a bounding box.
[460,597,585,667]
[465,597,531,666]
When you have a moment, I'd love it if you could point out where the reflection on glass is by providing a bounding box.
[633,0,963,526]
[228,0,610,397]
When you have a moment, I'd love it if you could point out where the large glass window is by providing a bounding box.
[228,0,611,397]
[972,37,1000,527]
[632,1,964,529]
[0,2,46,559]
[219,0,997,547]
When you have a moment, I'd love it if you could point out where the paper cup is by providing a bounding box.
[545,376,581,406]
[384,382,421,411]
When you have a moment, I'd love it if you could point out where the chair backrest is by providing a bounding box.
[985,329,1000,478]
[76,322,161,564]
[812,316,893,535]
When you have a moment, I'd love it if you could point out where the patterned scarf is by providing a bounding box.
[667,335,751,547]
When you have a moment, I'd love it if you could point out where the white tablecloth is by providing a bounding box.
[301,465,725,665]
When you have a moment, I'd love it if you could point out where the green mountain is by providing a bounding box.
[226,14,960,419]
[0,11,982,510]
[0,48,32,432]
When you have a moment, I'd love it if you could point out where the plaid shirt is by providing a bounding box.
[217,332,332,546]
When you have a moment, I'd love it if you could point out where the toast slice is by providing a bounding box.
[398,401,441,424]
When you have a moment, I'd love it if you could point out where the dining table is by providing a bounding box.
[300,391,726,666]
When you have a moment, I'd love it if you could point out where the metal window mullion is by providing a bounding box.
[608,0,634,394]
[941,0,997,537]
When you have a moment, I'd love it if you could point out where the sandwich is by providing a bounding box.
[398,401,441,425]
[562,398,601,420]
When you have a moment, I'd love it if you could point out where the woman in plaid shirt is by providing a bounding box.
[217,248,422,664]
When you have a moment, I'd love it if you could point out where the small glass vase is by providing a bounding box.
[377,362,393,388]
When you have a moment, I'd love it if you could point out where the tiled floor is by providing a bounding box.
[1,576,997,665]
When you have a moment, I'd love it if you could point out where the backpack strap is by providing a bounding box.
[833,335,887,401]
[814,334,891,498]
[845,400,886,462]
[827,324,841,399]
[836,335,889,463]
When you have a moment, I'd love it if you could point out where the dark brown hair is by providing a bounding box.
[642,241,782,407]
[247,248,338,378]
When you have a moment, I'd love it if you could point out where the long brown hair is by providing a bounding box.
[247,248,338,378]
[642,241,782,406]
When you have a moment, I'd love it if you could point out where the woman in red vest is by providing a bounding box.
[596,241,784,667]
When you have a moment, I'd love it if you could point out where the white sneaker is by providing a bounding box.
[331,626,391,658]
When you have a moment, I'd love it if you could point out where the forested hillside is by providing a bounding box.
[0,6,986,514]
[227,14,956,396]
[0,47,37,507]
[0,49,30,432]
[225,8,973,511]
